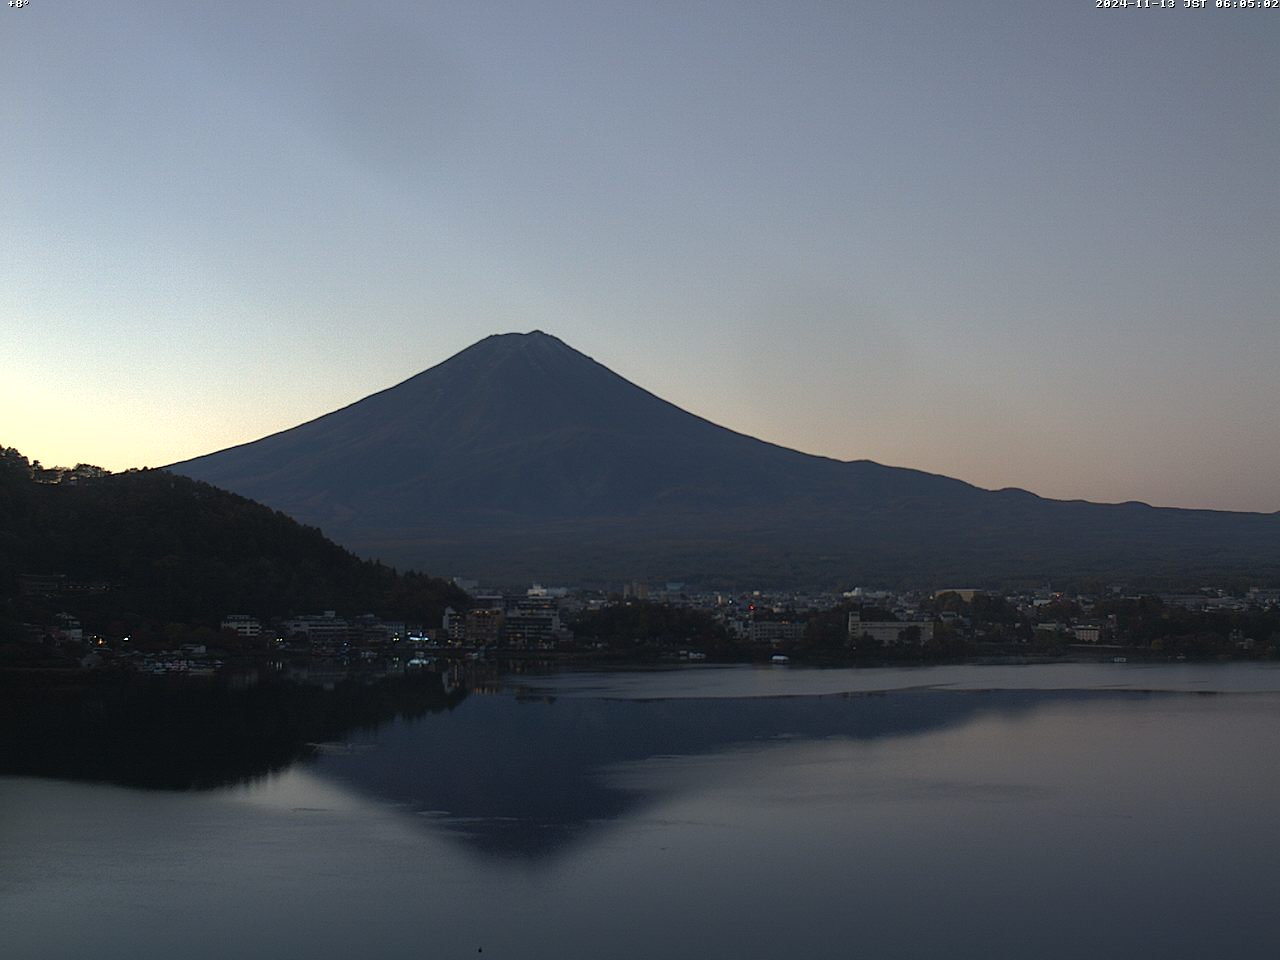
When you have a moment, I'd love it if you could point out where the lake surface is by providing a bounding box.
[4,662,1280,959]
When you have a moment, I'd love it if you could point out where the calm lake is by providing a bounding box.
[4,662,1280,959]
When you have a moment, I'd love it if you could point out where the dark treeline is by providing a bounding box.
[570,592,1280,663]
[570,600,729,652]
[0,446,468,644]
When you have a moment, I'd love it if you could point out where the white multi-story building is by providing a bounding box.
[848,611,934,646]
[748,620,807,644]
[221,615,262,638]
[283,611,349,643]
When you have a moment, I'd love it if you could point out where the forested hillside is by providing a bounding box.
[0,447,466,644]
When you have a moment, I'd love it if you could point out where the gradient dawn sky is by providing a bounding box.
[3,2,1277,512]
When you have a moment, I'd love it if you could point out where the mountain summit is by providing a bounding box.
[169,332,1280,587]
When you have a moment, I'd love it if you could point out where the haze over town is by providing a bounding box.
[4,2,1277,511]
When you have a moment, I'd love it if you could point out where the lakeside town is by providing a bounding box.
[11,572,1280,676]
[7,450,1280,678]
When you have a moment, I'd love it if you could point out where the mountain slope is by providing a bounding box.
[0,447,466,637]
[168,332,1280,588]
[174,331,972,520]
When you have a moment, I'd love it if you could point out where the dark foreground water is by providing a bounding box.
[4,663,1280,959]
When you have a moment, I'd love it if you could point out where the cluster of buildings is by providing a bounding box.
[257,581,1280,653]
[17,567,1280,666]
[441,587,572,648]
[220,585,575,653]
[220,611,409,652]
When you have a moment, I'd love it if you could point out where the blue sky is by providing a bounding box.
[4,1,1277,511]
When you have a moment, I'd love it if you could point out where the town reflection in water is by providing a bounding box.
[0,661,471,790]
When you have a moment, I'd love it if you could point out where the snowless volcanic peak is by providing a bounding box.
[168,331,1280,587]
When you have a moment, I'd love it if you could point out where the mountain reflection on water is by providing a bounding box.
[313,684,1114,861]
[3,663,1155,861]
[7,664,1280,960]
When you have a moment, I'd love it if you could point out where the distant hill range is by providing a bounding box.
[168,331,1280,589]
